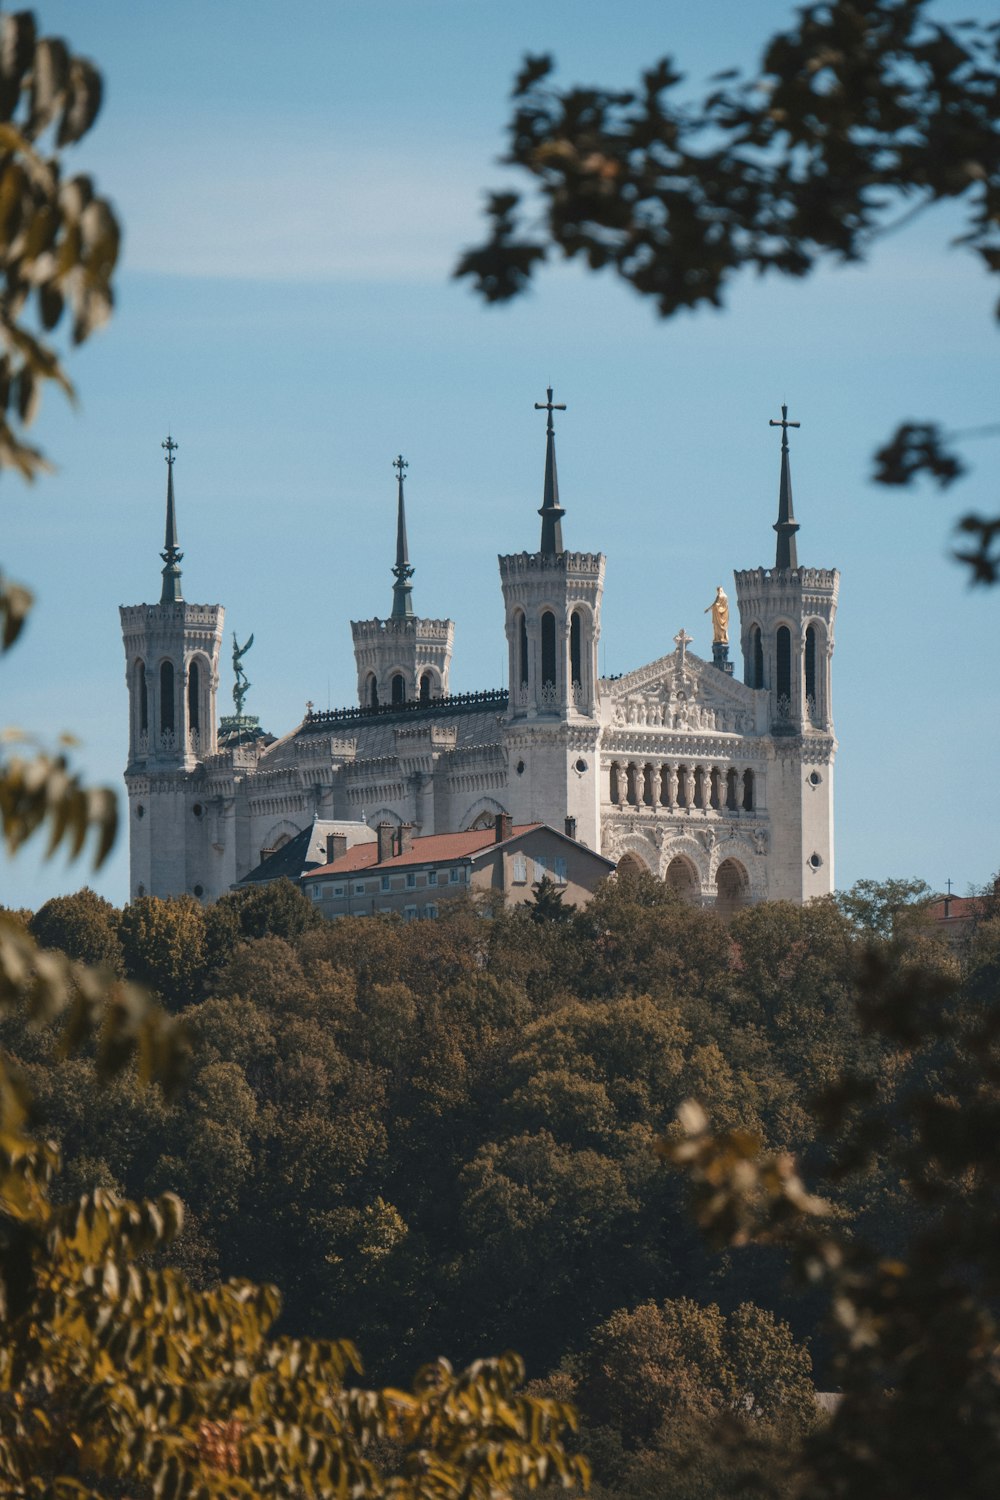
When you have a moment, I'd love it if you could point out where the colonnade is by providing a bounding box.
[608,759,757,813]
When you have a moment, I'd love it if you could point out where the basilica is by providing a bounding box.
[120,395,839,909]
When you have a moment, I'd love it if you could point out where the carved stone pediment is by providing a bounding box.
[605,648,758,735]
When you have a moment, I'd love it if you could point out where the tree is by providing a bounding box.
[456,0,1000,583]
[29,885,124,970]
[835,876,933,938]
[119,894,209,1011]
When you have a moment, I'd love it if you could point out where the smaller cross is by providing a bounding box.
[393,454,408,483]
[674,628,693,667]
[769,403,800,449]
[946,877,953,896]
[534,385,567,435]
[162,434,178,465]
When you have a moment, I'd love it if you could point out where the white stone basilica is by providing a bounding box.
[120,398,838,909]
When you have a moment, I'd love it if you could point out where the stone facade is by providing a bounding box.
[121,413,838,908]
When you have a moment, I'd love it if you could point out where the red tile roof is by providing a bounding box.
[308,824,542,877]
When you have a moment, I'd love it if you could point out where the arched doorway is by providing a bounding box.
[665,855,699,903]
[616,852,650,881]
[715,858,750,916]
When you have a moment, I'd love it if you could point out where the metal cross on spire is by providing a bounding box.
[162,434,178,465]
[674,628,693,668]
[769,403,801,571]
[534,385,567,556]
[534,385,566,434]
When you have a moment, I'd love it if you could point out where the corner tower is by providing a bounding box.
[734,406,839,898]
[351,456,454,707]
[499,388,605,847]
[120,438,224,898]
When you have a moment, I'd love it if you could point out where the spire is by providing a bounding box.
[159,434,184,604]
[534,386,566,555]
[769,403,801,570]
[390,454,414,620]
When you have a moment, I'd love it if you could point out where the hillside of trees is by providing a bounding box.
[6,872,996,1497]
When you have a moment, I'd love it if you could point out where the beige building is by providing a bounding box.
[122,396,838,910]
[302,816,615,920]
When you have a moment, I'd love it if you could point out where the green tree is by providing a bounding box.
[119,894,209,1011]
[457,0,1000,583]
[29,885,123,970]
[835,876,933,939]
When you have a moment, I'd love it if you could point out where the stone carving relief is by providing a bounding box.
[611,678,752,734]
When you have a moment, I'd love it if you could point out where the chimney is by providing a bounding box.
[325,832,347,865]
[376,822,395,863]
[495,812,513,843]
[397,822,415,855]
[564,815,577,841]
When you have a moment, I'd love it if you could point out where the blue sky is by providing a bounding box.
[2,1,997,910]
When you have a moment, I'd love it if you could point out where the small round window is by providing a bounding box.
[516,760,526,776]
[193,802,203,817]
[136,804,145,819]
[575,758,588,774]
[193,883,204,898]
[808,771,823,787]
[808,852,823,869]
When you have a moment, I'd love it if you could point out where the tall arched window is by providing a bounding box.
[805,625,817,704]
[743,768,755,811]
[159,661,175,736]
[136,660,148,734]
[749,625,764,689]
[776,626,791,704]
[391,673,405,705]
[541,611,556,689]
[517,611,528,688]
[419,671,432,703]
[187,659,200,734]
[367,674,379,709]
[570,610,582,687]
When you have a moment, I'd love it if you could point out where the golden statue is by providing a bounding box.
[705,586,729,645]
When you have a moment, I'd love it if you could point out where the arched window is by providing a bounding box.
[665,856,699,903]
[742,768,755,811]
[187,659,200,734]
[805,625,817,704]
[419,671,432,704]
[391,672,405,705]
[136,660,148,734]
[541,611,556,689]
[517,611,528,687]
[570,610,582,687]
[749,626,764,689]
[367,674,379,709]
[776,626,791,704]
[716,858,749,916]
[159,660,175,736]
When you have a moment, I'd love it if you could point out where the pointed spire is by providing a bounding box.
[390,454,415,620]
[769,403,801,570]
[534,386,567,555]
[159,434,184,604]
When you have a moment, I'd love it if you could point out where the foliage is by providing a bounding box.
[661,925,1000,1499]
[118,895,209,1012]
[0,1138,588,1500]
[456,0,1000,581]
[29,885,124,970]
[529,875,573,924]
[835,876,932,938]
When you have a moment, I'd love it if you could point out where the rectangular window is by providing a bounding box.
[449,867,461,884]
[554,857,567,885]
[427,869,438,886]
[425,904,438,919]
[406,871,416,889]
[534,856,550,881]
[404,905,417,922]
[381,874,391,892]
[354,882,366,896]
[512,854,527,884]
[333,884,345,897]
[309,885,320,901]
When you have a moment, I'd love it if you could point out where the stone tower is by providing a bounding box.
[351,456,454,707]
[500,389,605,848]
[734,406,839,898]
[120,438,224,899]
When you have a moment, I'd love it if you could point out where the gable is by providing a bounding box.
[605,648,759,735]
